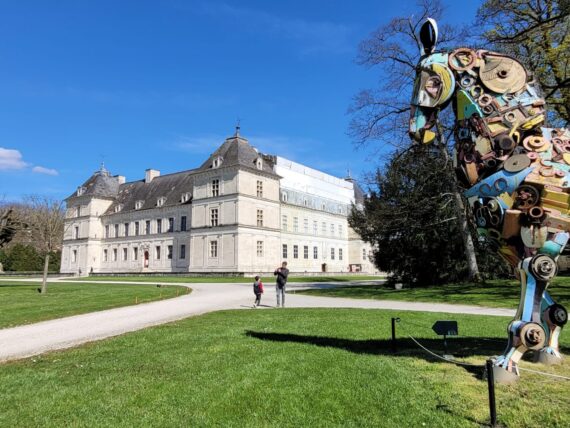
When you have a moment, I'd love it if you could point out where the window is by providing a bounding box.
[256,180,263,198]
[167,245,173,259]
[135,222,140,236]
[113,248,118,261]
[303,245,308,259]
[156,246,161,260]
[257,210,264,227]
[363,249,367,261]
[321,202,326,210]
[338,206,343,214]
[256,158,263,170]
[321,222,326,235]
[313,246,318,259]
[123,248,128,261]
[75,206,81,217]
[293,217,299,232]
[213,156,223,168]
[181,193,191,203]
[157,219,162,234]
[145,220,151,235]
[124,223,129,237]
[211,208,219,226]
[212,179,220,197]
[313,221,317,235]
[210,240,218,258]
[339,248,343,261]
[338,224,343,237]
[135,200,144,210]
[168,217,174,232]
[105,225,109,238]
[331,248,335,260]
[257,241,264,257]
[282,215,288,231]
[181,216,187,231]
[180,244,186,259]
[114,224,119,238]
[114,204,123,213]
[282,244,288,259]
[304,218,308,233]
[303,198,308,207]
[74,226,79,239]
[293,245,298,259]
[157,197,166,207]
[72,249,77,263]
[133,247,138,261]
[330,224,335,236]
[77,186,85,196]
[281,191,288,202]
[103,249,108,262]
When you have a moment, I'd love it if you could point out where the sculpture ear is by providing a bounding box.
[419,18,438,55]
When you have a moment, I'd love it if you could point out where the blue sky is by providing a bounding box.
[0,0,480,200]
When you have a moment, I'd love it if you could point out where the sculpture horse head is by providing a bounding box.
[408,18,570,383]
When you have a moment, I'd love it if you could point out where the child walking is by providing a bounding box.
[253,275,264,308]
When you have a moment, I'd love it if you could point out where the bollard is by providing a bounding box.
[486,359,497,427]
[391,317,400,353]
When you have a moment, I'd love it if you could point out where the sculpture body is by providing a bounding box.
[409,19,569,383]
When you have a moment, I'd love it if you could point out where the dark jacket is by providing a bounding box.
[274,268,289,287]
[253,280,264,294]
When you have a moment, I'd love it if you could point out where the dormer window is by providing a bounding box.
[157,197,166,207]
[303,198,308,207]
[181,192,191,203]
[135,200,144,210]
[76,186,86,196]
[255,158,263,170]
[281,192,288,202]
[114,204,123,213]
[338,206,343,214]
[213,156,223,168]
[321,202,326,211]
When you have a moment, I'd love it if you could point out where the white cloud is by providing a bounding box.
[0,147,28,170]
[32,166,59,176]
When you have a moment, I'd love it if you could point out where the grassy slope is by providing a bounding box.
[298,278,570,309]
[0,281,189,329]
[0,309,568,427]
[73,275,383,283]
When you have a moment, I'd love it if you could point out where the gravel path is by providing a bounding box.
[0,279,515,363]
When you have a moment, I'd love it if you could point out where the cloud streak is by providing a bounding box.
[0,148,28,170]
[32,166,59,176]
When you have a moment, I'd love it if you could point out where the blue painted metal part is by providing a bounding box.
[464,166,535,198]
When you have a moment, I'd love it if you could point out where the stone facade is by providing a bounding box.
[60,133,377,275]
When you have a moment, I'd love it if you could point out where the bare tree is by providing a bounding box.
[21,196,65,294]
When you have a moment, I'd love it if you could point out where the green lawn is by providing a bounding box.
[74,274,384,283]
[298,278,570,309]
[0,309,568,427]
[0,281,189,329]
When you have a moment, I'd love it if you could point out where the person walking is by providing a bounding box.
[273,261,289,308]
[253,275,264,308]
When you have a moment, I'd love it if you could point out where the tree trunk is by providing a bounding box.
[41,253,49,295]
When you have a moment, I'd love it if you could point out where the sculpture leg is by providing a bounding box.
[535,290,568,365]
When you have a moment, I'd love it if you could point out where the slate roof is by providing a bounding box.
[344,177,366,205]
[66,167,120,201]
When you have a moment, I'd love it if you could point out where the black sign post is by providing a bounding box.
[432,321,458,356]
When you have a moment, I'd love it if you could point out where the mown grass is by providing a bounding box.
[74,275,384,283]
[0,281,189,329]
[0,309,568,427]
[298,277,570,309]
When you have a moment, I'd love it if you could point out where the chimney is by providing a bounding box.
[116,175,126,184]
[145,169,160,183]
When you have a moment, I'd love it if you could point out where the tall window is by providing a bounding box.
[133,247,138,261]
[180,244,186,259]
[145,220,151,235]
[212,179,220,197]
[123,248,128,261]
[72,249,77,263]
[74,226,79,239]
[282,215,288,231]
[113,248,118,261]
[282,244,288,259]
[313,246,318,259]
[156,246,161,260]
[293,217,299,232]
[293,245,298,259]
[363,248,367,261]
[157,219,162,234]
[135,222,140,236]
[210,240,218,258]
[181,216,187,231]
[304,218,308,234]
[257,209,264,227]
[168,217,174,232]
[331,248,335,260]
[256,180,263,198]
[167,245,173,259]
[211,208,219,226]
[338,224,343,237]
[330,224,335,236]
[321,222,326,235]
[114,224,119,238]
[124,223,129,237]
[75,206,81,217]
[303,245,308,259]
[103,249,108,262]
[105,225,109,238]
[257,241,263,257]
[339,248,343,260]
[313,221,317,235]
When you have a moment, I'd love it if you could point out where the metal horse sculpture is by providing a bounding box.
[409,18,569,383]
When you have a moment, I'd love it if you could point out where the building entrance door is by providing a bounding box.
[321,263,327,273]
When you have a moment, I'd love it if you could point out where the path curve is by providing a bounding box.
[0,280,514,363]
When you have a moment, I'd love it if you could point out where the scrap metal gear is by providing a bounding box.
[513,185,540,210]
[530,254,558,281]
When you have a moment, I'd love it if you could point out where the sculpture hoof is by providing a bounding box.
[492,365,520,384]
[535,350,563,365]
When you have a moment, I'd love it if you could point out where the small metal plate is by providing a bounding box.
[504,154,531,172]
